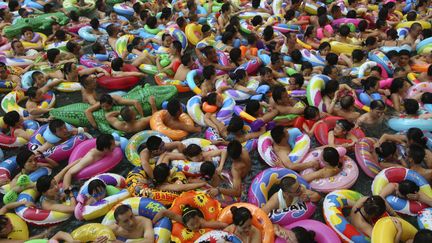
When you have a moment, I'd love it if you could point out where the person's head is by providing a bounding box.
[227,116,244,133]
[322,147,340,167]
[301,61,313,77]
[386,50,399,64]
[352,49,365,63]
[289,226,317,243]
[399,179,419,197]
[364,36,378,49]
[421,92,432,104]
[280,176,303,197]
[357,20,368,32]
[46,48,61,63]
[323,65,338,79]
[259,66,273,83]
[114,205,136,230]
[302,106,319,120]
[304,25,316,39]
[318,42,331,56]
[393,67,407,79]
[272,85,288,104]
[203,65,216,80]
[8,0,19,11]
[370,100,386,118]
[201,24,210,37]
[334,119,354,137]
[323,79,339,96]
[202,92,222,107]
[202,46,217,62]
[363,196,386,218]
[407,127,427,147]
[31,71,46,86]
[66,41,81,55]
[375,141,397,159]
[111,58,124,71]
[270,53,282,68]
[0,214,13,237]
[145,135,165,154]
[16,146,38,172]
[413,229,432,243]
[410,22,423,37]
[21,27,34,40]
[48,119,69,139]
[99,94,114,110]
[26,87,42,101]
[326,53,338,66]
[3,110,22,128]
[11,40,24,54]
[106,24,119,37]
[339,25,350,37]
[200,161,215,181]
[182,205,204,231]
[409,144,426,165]
[390,77,410,94]
[386,28,398,40]
[90,18,100,30]
[230,206,253,234]
[331,5,342,18]
[176,16,187,29]
[146,16,157,29]
[398,49,411,66]
[120,106,136,123]
[153,163,170,185]
[290,49,302,64]
[227,140,242,159]
[251,15,263,26]
[183,144,203,161]
[88,179,106,201]
[251,0,261,8]
[404,98,419,115]
[245,100,261,117]
[361,76,379,91]
[340,95,355,110]
[161,33,173,47]
[36,175,59,198]
[92,42,106,54]
[369,66,382,78]
[270,126,287,144]
[167,99,182,117]
[263,26,274,41]
[96,133,115,152]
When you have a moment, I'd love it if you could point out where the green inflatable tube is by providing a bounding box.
[63,0,96,15]
[4,13,69,38]
[106,0,124,5]
[49,84,178,136]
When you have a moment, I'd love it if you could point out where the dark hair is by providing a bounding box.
[336,119,354,132]
[284,9,295,21]
[167,99,181,117]
[146,16,157,29]
[323,147,340,167]
[272,85,286,103]
[90,18,100,30]
[326,53,339,66]
[153,163,170,185]
[363,196,386,217]
[230,206,252,226]
[357,20,368,32]
[271,126,285,144]
[229,48,242,66]
[386,50,399,60]
[100,94,114,105]
[92,42,105,54]
[251,15,263,26]
[111,58,124,71]
[428,65,432,77]
[66,41,79,52]
[375,141,396,158]
[317,6,327,17]
[182,205,203,225]
[386,28,398,40]
[132,2,142,13]
[96,134,114,151]
[407,128,427,147]
[413,229,432,243]
[88,179,106,195]
[183,144,202,158]
[399,180,419,197]
[227,140,242,159]
[304,25,315,38]
[280,176,297,192]
[36,175,52,194]
[421,92,432,104]
[318,42,330,51]
[146,136,162,151]
[106,24,117,37]
[409,144,426,164]
[340,95,354,109]
[364,37,377,47]
[322,65,336,76]
[370,100,385,111]
[390,77,407,94]
[245,100,260,117]
[48,119,65,134]
[318,15,328,27]
[200,161,215,181]
[371,65,382,75]
[203,65,216,79]
[4,110,20,127]
[292,226,317,243]
[8,0,19,11]
[114,204,132,221]
[404,98,419,115]
[221,31,235,44]
[270,53,281,65]
[259,67,272,76]
[202,92,218,106]
[352,49,365,63]
[302,61,313,71]
[176,17,187,28]
[201,24,210,33]
[339,25,350,37]
[180,53,191,66]
[16,146,35,168]
[346,10,356,18]
[263,26,274,41]
[120,106,134,122]
[304,106,319,120]
[361,76,379,91]
[399,49,411,58]
[290,49,302,64]
[322,79,339,96]
[227,116,244,133]
[46,48,60,63]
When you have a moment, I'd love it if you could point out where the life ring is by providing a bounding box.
[68,139,123,180]
[331,18,362,28]
[300,49,325,67]
[74,173,129,221]
[234,58,262,75]
[113,3,134,16]
[195,230,242,243]
[306,74,331,112]
[167,27,188,51]
[170,191,221,243]
[186,95,235,127]
[4,213,29,240]
[372,217,418,243]
[186,70,202,95]
[65,23,88,34]
[102,197,172,242]
[396,20,431,29]
[21,70,81,92]
[150,110,195,141]
[170,138,220,177]
[388,115,432,132]
[154,73,190,93]
[407,82,432,99]
[276,219,341,243]
[63,0,96,14]
[368,50,395,77]
[28,124,89,162]
[78,26,107,42]
[418,208,432,230]
[357,61,378,78]
[1,57,34,68]
[0,156,18,182]
[1,90,55,117]
[379,44,412,53]
[96,64,140,90]
[185,23,202,46]
[299,147,359,193]
[0,119,39,148]
[273,23,301,33]
[314,116,365,146]
[238,11,271,20]
[328,41,361,55]
[257,128,311,167]
[248,167,316,225]
[323,190,370,242]
[372,167,432,216]
[239,19,253,34]
[218,203,274,243]
[354,137,382,178]
[21,32,47,49]
[215,78,269,102]
[71,223,116,242]
[115,34,134,58]
[417,37,432,54]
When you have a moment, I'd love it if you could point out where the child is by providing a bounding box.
[25,87,55,117]
[245,100,278,124]
[110,58,146,78]
[21,27,44,50]
[408,144,432,182]
[373,141,406,168]
[404,98,432,119]
[396,49,413,72]
[300,106,326,136]
[3,111,39,141]
[359,77,390,106]
[85,179,107,205]
[271,85,305,116]
[152,163,207,192]
[224,207,262,243]
[164,99,201,133]
[303,147,341,182]
[105,106,155,134]
[380,179,432,207]
[328,119,358,148]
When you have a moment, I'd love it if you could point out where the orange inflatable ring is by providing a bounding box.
[169,191,222,243]
[240,46,258,57]
[411,63,430,73]
[218,203,274,243]
[202,102,218,113]
[149,110,194,141]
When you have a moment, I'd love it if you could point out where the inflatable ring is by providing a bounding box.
[63,0,96,15]
[411,63,430,73]
[1,90,55,117]
[185,23,202,46]
[234,58,262,75]
[125,130,172,167]
[96,64,141,90]
[170,191,221,243]
[277,219,341,243]
[195,230,241,243]
[407,82,432,99]
[0,156,17,182]
[0,80,16,92]
[300,49,325,67]
[186,94,235,127]
[379,44,412,53]
[323,190,369,242]
[3,213,29,240]
[167,27,188,51]
[21,70,81,92]
[418,208,432,230]
[74,173,129,220]
[21,32,47,49]
[396,20,431,29]
[328,41,361,55]
[248,167,316,225]
[354,137,382,178]
[102,197,172,242]
[306,74,331,112]
[257,129,311,167]
[388,115,432,132]
[0,165,49,198]
[372,167,432,215]
[368,50,395,77]
[331,18,362,28]
[218,203,274,243]
[372,217,417,243]
[238,11,270,20]
[113,3,134,16]
[186,70,202,95]
[68,139,123,180]
[78,26,107,42]
[115,34,134,58]
[71,223,115,242]
[314,116,365,146]
[0,119,39,148]
[155,73,190,93]
[299,147,359,193]
[150,110,195,141]
[215,78,267,102]
[417,37,432,54]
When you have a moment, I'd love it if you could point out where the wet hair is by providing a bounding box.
[90,18,100,30]
[105,24,117,37]
[304,25,315,38]
[284,9,295,21]
[371,65,382,75]
[46,48,60,63]
[317,6,327,17]
[292,226,317,243]
[337,119,354,132]
[220,2,230,13]
[48,119,65,134]
[120,106,134,122]
[203,65,216,79]
[92,42,105,54]
[270,53,281,65]
[96,134,114,151]
[146,16,157,29]
[386,28,398,40]
[36,175,52,194]
[201,24,210,33]
[54,30,67,41]
[357,20,368,32]
[176,17,187,28]
[31,71,43,81]
[326,53,338,66]
[167,99,182,117]
[111,58,124,71]
[318,42,331,52]
[227,140,242,159]
[99,94,114,106]
[263,26,274,41]
[8,0,19,11]
[230,206,252,226]
[399,180,419,197]
[323,65,336,76]
[422,29,432,39]
[132,2,142,13]
[318,15,328,27]
[364,36,377,47]
[340,95,354,109]
[421,92,432,104]
[331,5,341,15]
[66,41,79,52]
[404,98,419,115]
[146,136,162,151]
[172,40,182,53]
[259,66,272,76]
[182,205,203,224]
[322,79,339,96]
[183,144,202,158]
[227,116,244,133]
[375,141,396,158]
[43,3,53,13]
[16,146,35,168]
[280,176,297,193]
[352,50,365,63]
[18,8,28,17]
[247,34,258,45]
[4,110,20,127]
[26,87,38,99]
[304,106,319,120]
[180,53,191,66]
[290,49,302,64]
[363,196,386,218]
[229,48,242,66]
[251,0,261,8]
[339,25,350,37]
[390,77,407,94]
[428,65,432,76]
[413,229,432,243]
[200,161,215,181]
[160,7,171,20]
[346,10,357,18]
[407,128,427,148]
[301,61,313,71]
[272,85,286,103]
[245,100,260,117]
[88,179,105,195]
[153,163,170,185]
[201,92,218,106]
[410,22,422,32]
[361,76,379,91]
[271,126,286,144]
[322,147,340,167]
[290,73,304,87]
[114,204,132,221]
[251,15,263,26]
[221,31,235,44]
[409,144,426,164]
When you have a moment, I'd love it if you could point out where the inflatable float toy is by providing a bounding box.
[113,3,134,16]
[411,63,430,73]
[71,223,115,242]
[306,74,331,112]
[239,19,253,34]
[218,203,274,243]
[299,147,359,193]
[186,69,202,95]
[97,64,141,90]
[167,27,188,51]
[74,173,130,220]
[331,18,362,28]
[63,0,95,15]
[80,54,111,69]
[323,190,370,243]
[372,217,417,243]
[154,73,190,93]
[115,34,134,58]
[0,79,15,93]
[27,124,89,162]
[388,114,432,132]
[125,130,172,167]
[21,32,47,49]
[354,137,382,178]
[396,20,431,29]
[78,26,108,42]
[2,213,29,240]
[136,25,163,39]
[273,23,301,33]
[1,90,55,117]
[0,56,34,68]
[257,128,311,167]
[68,139,123,180]
[0,156,17,183]
[170,191,221,243]
[21,70,81,92]
[234,58,262,75]
[314,116,365,146]
[195,231,242,243]
[417,37,432,54]
[368,50,395,77]
[276,219,341,243]
[49,84,178,136]
[238,11,271,20]
[186,95,235,127]
[44,40,71,52]
[379,44,412,53]
[170,138,220,177]
[418,208,432,230]
[185,23,202,46]
[0,119,39,148]
[327,41,361,55]
[407,82,432,99]
[248,167,317,225]
[102,197,172,242]
[23,0,44,10]
[150,110,194,141]
[372,167,432,215]
[65,22,88,34]
[300,49,325,67]
[214,78,266,102]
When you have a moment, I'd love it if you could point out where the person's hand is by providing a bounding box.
[215,166,223,176]
[149,96,156,106]
[407,192,419,201]
[299,192,311,202]
[391,217,402,233]
[310,159,320,170]
[208,188,219,197]
[382,89,391,96]
[93,236,108,243]
[24,201,36,207]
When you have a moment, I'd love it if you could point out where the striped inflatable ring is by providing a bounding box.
[354,137,382,178]
[186,94,235,127]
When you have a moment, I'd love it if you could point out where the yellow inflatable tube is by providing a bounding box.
[5,213,29,240]
[396,21,431,29]
[185,23,202,46]
[21,33,47,49]
[327,41,362,55]
[71,223,116,242]
[372,217,417,243]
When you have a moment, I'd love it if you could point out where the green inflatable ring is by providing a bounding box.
[63,0,96,15]
[144,25,161,35]
[4,13,69,38]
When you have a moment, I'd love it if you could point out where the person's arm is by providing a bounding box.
[42,200,75,213]
[105,111,126,131]
[376,134,405,147]
[328,131,336,146]
[218,170,241,197]
[139,150,154,179]
[391,94,403,112]
[26,102,52,116]
[201,220,228,230]
[407,191,432,207]
[0,201,30,215]
[152,209,183,224]
[158,181,206,192]
[215,150,227,175]
[304,189,321,203]
[379,183,397,199]
[158,152,187,164]
[35,142,55,154]
[275,104,305,115]
[85,103,101,128]
[113,96,144,117]
[142,217,154,243]
[261,193,279,214]
[302,169,326,182]
[78,67,110,76]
